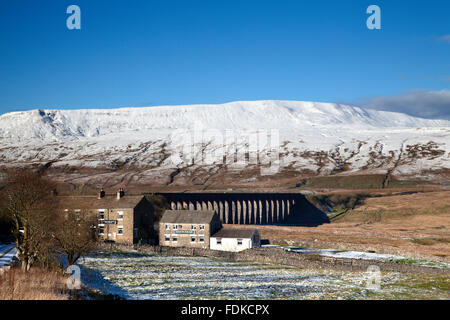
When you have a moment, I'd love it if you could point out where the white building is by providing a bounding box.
[210,229,261,252]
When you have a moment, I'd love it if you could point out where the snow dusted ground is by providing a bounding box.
[76,251,449,300]
[280,246,450,269]
[1,100,449,185]
[76,251,386,299]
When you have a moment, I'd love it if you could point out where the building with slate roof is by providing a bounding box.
[210,228,261,252]
[59,188,156,244]
[159,210,222,248]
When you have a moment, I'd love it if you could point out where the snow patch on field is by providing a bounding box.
[280,246,450,269]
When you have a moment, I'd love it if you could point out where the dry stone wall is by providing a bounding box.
[95,243,449,274]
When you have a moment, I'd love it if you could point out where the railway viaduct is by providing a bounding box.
[151,192,329,226]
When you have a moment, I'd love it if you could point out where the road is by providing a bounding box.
[0,243,17,269]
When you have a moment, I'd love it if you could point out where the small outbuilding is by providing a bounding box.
[210,229,261,252]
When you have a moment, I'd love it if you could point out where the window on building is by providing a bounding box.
[98,210,105,220]
[98,226,104,235]
[117,226,123,235]
[118,211,124,220]
[191,236,196,243]
[165,224,170,230]
[216,238,222,245]
[172,237,178,242]
[164,235,170,242]
[199,236,204,243]
[199,224,205,230]
[173,224,178,230]
[191,224,196,230]
[74,209,82,221]
[237,239,243,246]
[178,224,182,229]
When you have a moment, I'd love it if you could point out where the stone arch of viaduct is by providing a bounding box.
[153,193,314,225]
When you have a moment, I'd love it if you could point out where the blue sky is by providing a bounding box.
[0,0,449,117]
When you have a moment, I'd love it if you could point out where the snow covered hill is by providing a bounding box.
[1,100,449,187]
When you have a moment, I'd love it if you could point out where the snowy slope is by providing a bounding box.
[0,100,449,186]
[1,100,449,142]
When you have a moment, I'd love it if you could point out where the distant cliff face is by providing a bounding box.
[0,100,449,189]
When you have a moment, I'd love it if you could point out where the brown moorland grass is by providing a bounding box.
[337,190,450,222]
[0,267,69,300]
[222,191,450,263]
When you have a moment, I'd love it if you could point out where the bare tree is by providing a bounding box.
[2,170,57,271]
[52,207,97,266]
[0,192,14,241]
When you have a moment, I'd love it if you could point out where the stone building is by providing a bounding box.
[210,229,261,252]
[59,189,156,244]
[159,210,222,248]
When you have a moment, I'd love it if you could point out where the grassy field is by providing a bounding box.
[227,190,450,262]
[295,174,422,190]
[77,251,450,300]
[379,273,450,300]
[339,191,450,220]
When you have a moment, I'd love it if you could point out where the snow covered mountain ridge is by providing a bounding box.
[0,100,449,188]
[1,100,449,143]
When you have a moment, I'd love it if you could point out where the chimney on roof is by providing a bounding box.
[117,188,124,199]
[98,188,105,199]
